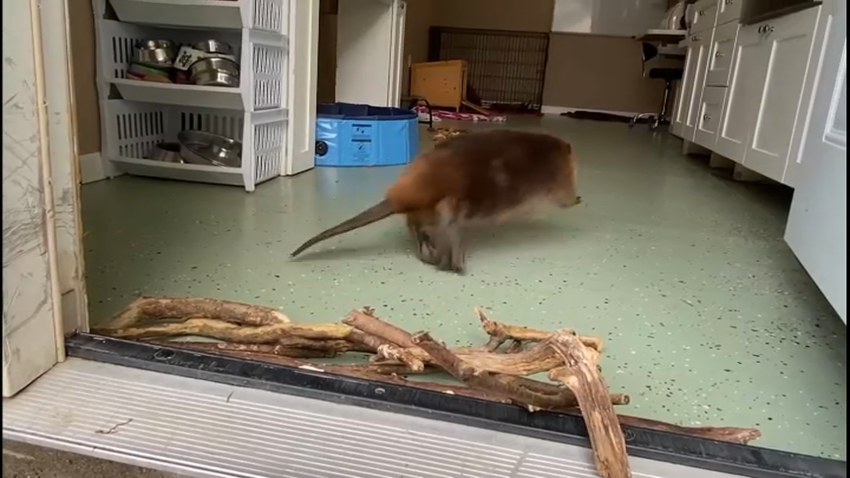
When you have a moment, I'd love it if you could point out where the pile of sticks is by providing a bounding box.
[429,127,468,143]
[96,296,761,478]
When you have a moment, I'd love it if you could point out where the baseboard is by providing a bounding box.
[60,288,88,335]
[541,105,640,118]
[79,152,122,185]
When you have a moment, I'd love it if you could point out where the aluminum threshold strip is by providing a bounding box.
[63,334,846,478]
[3,358,745,478]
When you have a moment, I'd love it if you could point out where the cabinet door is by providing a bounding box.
[681,31,712,141]
[694,86,726,148]
[714,23,765,162]
[670,42,696,137]
[706,21,739,86]
[743,6,821,183]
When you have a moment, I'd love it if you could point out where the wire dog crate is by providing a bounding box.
[427,27,550,111]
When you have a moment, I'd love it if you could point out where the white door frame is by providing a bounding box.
[387,0,407,108]
[784,0,847,323]
[2,0,79,397]
[42,0,90,336]
[283,0,321,176]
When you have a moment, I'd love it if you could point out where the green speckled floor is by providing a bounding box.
[81,116,846,460]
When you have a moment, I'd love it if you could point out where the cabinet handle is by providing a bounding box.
[724,0,733,4]
[703,114,712,121]
[691,35,701,42]
[758,24,775,34]
[715,51,725,58]
[699,9,706,16]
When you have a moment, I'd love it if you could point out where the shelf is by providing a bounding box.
[111,156,245,186]
[107,0,287,34]
[101,100,287,191]
[97,19,289,112]
[111,79,246,110]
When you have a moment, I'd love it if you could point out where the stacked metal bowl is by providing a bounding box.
[186,40,241,88]
[127,38,240,87]
[127,39,177,83]
[149,130,242,168]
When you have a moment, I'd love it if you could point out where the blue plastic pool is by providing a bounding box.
[314,102,420,167]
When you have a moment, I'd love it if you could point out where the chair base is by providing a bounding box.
[630,78,676,131]
[628,113,670,130]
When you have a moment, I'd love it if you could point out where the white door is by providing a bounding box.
[3,0,65,397]
[785,0,846,323]
[284,0,320,176]
[336,0,402,107]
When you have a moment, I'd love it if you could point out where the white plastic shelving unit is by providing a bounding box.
[92,0,290,192]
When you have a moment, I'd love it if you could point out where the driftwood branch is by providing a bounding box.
[345,309,577,376]
[99,296,291,330]
[475,307,604,352]
[548,331,630,478]
[96,295,762,478]
[98,317,353,342]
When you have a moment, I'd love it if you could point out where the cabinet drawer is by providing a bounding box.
[690,0,718,33]
[716,0,743,25]
[706,21,739,86]
[694,86,726,149]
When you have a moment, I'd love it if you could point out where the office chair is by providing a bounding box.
[629,43,684,130]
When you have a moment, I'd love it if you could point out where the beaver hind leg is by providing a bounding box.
[406,204,465,274]
[407,215,440,265]
[414,228,440,265]
[429,201,466,274]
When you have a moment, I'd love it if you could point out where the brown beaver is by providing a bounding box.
[290,129,581,274]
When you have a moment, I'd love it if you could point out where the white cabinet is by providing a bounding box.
[717,7,821,182]
[741,8,821,182]
[784,0,846,323]
[714,22,766,160]
[680,31,713,141]
[669,3,826,188]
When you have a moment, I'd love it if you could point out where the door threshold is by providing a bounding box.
[1,357,760,478]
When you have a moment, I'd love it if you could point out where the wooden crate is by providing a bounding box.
[410,60,467,111]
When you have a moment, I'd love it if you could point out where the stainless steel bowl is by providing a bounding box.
[192,39,234,55]
[149,142,183,163]
[177,130,242,168]
[189,57,240,87]
[134,39,176,68]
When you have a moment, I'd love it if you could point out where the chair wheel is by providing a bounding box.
[648,117,660,130]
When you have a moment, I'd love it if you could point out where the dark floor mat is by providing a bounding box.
[561,110,640,123]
